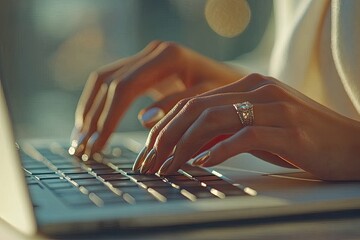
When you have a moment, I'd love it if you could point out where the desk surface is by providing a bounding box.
[2,213,360,239]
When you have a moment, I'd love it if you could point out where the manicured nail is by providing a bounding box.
[81,153,90,162]
[157,156,174,176]
[140,148,157,174]
[192,151,211,166]
[132,146,148,171]
[72,133,86,155]
[139,107,165,125]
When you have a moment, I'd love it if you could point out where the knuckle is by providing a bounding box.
[149,123,161,140]
[175,98,191,111]
[87,70,110,87]
[147,124,162,145]
[148,40,162,48]
[156,127,173,149]
[183,97,205,113]
[86,71,101,87]
[247,73,265,81]
[241,73,274,90]
[259,83,286,99]
[160,41,183,58]
[109,78,125,95]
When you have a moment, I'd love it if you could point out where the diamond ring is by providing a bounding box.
[233,101,254,126]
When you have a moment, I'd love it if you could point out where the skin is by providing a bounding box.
[72,41,360,181]
[71,41,243,157]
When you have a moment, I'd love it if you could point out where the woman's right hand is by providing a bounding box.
[69,41,244,158]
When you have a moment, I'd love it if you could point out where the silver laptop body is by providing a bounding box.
[1,1,360,237]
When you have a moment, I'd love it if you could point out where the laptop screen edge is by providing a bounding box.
[0,82,37,235]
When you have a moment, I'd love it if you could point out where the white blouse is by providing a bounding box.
[234,0,360,120]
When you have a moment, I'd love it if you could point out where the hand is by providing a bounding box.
[70,41,243,158]
[138,73,360,181]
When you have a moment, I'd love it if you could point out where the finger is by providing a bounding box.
[72,41,162,139]
[85,42,191,155]
[73,84,109,156]
[200,126,292,168]
[157,105,240,174]
[138,81,218,128]
[146,91,295,173]
[145,94,242,172]
[154,100,294,174]
[143,75,293,153]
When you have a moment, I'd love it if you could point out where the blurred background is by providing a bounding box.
[0,0,272,139]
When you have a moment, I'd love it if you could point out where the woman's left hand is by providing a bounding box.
[137,73,360,181]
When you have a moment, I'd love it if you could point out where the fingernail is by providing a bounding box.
[72,133,86,155]
[139,107,165,125]
[157,156,174,176]
[192,151,211,166]
[81,153,90,162]
[132,146,148,171]
[83,132,100,158]
[140,148,157,174]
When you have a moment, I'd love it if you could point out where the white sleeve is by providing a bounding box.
[331,0,360,114]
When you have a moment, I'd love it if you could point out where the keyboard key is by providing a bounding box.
[180,164,213,177]
[208,183,247,197]
[108,180,138,188]
[98,174,129,181]
[148,187,185,200]
[195,175,223,181]
[165,175,192,182]
[35,173,62,180]
[66,173,96,180]
[83,185,112,192]
[75,179,105,187]
[26,167,55,175]
[60,168,88,174]
[22,161,45,169]
[93,191,124,204]
[141,180,170,188]
[170,180,204,188]
[128,174,161,182]
[42,179,73,189]
[182,186,216,199]
[90,169,118,175]
[56,163,81,169]
[60,194,94,206]
[115,187,157,202]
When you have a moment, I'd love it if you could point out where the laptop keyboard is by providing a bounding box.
[21,142,253,207]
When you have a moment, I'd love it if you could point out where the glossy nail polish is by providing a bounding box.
[139,107,165,125]
[140,148,157,174]
[157,156,174,176]
[72,133,86,155]
[132,146,148,171]
[192,151,211,166]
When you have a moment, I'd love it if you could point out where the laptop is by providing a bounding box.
[1,2,360,238]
